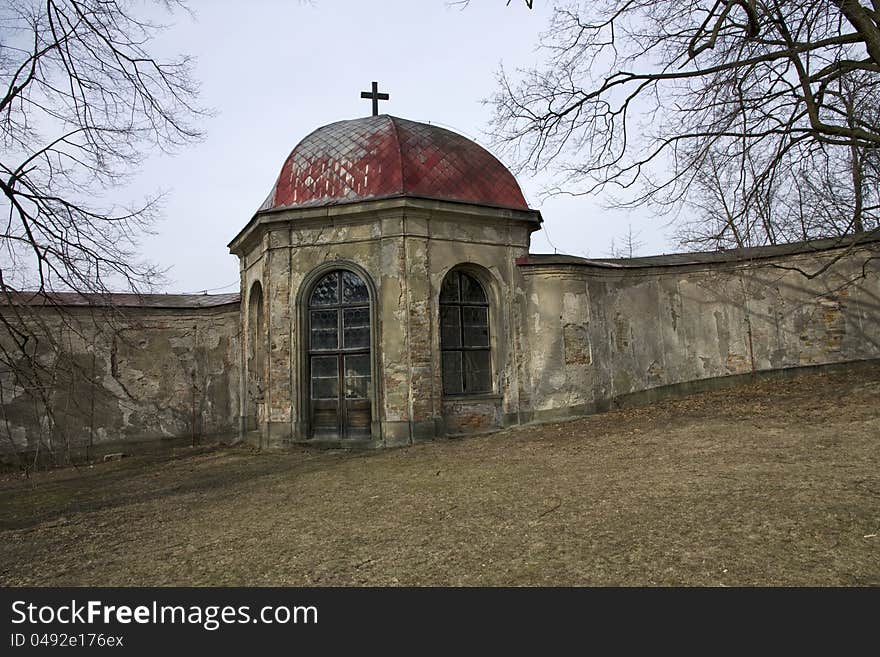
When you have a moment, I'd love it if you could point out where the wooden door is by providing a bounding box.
[308,270,371,439]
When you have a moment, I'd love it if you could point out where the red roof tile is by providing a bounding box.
[260,115,529,212]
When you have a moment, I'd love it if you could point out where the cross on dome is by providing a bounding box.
[360,81,389,116]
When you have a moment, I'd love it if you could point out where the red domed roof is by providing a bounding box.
[259,115,529,212]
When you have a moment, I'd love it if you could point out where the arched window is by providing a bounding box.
[307,269,372,439]
[440,270,491,395]
[246,281,264,430]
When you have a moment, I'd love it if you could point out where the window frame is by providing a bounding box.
[439,270,492,396]
[306,269,372,438]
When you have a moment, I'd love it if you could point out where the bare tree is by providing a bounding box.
[0,0,205,467]
[451,1,534,8]
[608,222,644,257]
[489,1,880,249]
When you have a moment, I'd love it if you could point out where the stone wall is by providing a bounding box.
[4,228,876,457]
[232,194,880,445]
[517,239,880,421]
[0,301,240,458]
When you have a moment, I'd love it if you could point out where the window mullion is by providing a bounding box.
[458,302,466,392]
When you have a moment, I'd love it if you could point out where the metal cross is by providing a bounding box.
[360,81,389,116]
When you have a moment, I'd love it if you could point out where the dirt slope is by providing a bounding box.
[1,365,878,586]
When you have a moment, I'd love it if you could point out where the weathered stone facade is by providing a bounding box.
[228,197,541,447]
[229,188,880,448]
[515,240,880,423]
[2,115,879,455]
[0,298,240,458]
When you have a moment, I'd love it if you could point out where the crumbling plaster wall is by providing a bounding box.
[0,305,241,456]
[424,213,532,435]
[236,199,537,446]
[518,245,880,420]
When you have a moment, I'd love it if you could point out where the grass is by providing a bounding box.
[1,364,878,586]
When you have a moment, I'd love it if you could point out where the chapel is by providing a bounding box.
[229,112,543,446]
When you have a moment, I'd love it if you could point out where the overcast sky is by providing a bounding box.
[130,0,673,294]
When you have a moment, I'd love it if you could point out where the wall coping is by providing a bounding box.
[517,233,880,274]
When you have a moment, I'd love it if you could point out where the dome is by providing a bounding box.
[259,115,529,212]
